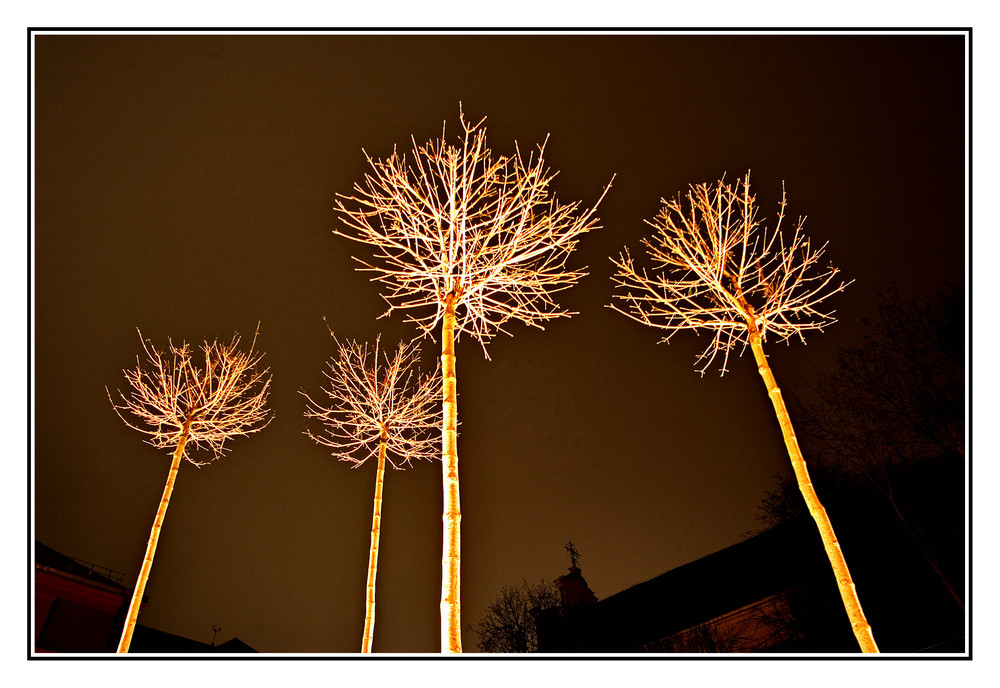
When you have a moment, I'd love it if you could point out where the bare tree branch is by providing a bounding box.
[472,579,561,653]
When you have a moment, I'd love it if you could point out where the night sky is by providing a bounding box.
[31,32,967,656]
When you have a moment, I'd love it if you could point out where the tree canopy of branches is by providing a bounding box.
[108,329,272,652]
[611,172,878,653]
[472,579,561,653]
[303,334,441,468]
[611,171,848,376]
[334,108,611,652]
[303,334,441,652]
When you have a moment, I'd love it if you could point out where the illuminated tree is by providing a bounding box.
[610,172,878,653]
[108,329,272,653]
[302,334,441,653]
[334,109,611,652]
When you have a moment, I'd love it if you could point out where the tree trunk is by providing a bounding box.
[440,294,462,653]
[748,332,879,653]
[117,421,191,653]
[361,436,387,653]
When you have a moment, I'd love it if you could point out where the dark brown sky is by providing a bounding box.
[32,32,966,653]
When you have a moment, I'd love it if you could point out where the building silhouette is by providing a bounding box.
[34,541,255,654]
[533,516,965,653]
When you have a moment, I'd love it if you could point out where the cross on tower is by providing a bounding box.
[564,540,581,568]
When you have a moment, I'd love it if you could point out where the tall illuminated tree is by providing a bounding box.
[611,172,879,653]
[108,329,272,653]
[333,109,611,652]
[302,334,441,653]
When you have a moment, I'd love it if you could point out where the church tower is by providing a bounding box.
[554,540,598,608]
